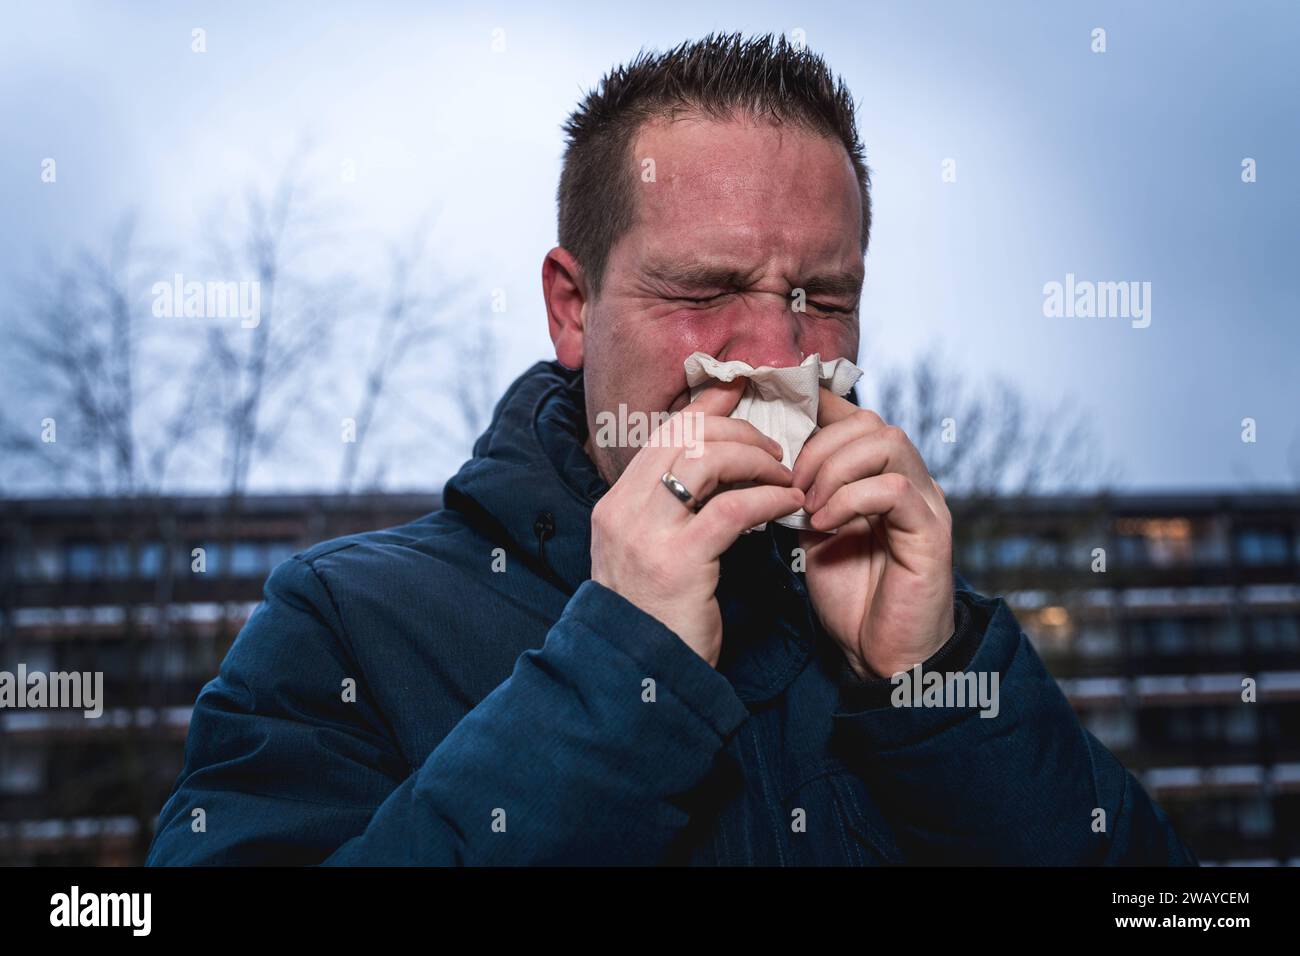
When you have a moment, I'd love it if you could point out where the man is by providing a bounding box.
[147,33,1197,866]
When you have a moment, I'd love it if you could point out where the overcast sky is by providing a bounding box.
[2,0,1297,493]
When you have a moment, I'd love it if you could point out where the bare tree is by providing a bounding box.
[200,152,356,498]
[335,222,473,494]
[335,278,506,492]
[865,348,1114,496]
[451,308,504,451]
[0,217,212,495]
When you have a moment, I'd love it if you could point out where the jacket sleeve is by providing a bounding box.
[830,581,1200,866]
[145,558,751,865]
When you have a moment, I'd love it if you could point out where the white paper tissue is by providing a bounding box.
[682,351,864,531]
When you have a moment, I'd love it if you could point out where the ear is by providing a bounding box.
[542,246,588,370]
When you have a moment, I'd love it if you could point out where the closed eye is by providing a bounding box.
[673,292,853,314]
[677,293,731,306]
[809,300,855,315]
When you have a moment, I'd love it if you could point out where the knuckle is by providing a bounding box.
[881,471,912,497]
[817,455,847,487]
[880,424,909,446]
[855,409,886,430]
[708,493,744,526]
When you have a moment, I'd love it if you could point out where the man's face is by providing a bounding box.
[553,113,864,484]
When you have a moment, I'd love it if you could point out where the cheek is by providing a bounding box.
[620,312,731,388]
[799,321,859,361]
[593,321,693,411]
[646,311,731,358]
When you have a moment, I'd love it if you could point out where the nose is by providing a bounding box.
[717,296,806,369]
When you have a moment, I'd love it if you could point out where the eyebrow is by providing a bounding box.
[798,272,865,298]
[643,259,760,291]
[642,258,863,299]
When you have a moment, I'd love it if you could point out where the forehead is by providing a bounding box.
[625,112,863,268]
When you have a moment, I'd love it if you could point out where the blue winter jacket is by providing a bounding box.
[146,360,1199,865]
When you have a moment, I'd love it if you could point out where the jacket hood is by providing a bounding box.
[441,360,606,596]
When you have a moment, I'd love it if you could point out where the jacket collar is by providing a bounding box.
[442,360,816,706]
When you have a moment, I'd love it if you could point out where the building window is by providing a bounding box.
[0,750,44,795]
[1084,710,1136,750]
[137,542,164,578]
[17,545,61,581]
[265,541,296,568]
[1253,615,1300,652]
[178,543,224,575]
[65,542,101,580]
[1236,527,1291,565]
[1115,517,1194,566]
[992,535,1060,568]
[231,542,265,576]
[1238,797,1274,839]
[104,543,132,579]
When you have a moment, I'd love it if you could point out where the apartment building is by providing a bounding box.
[1,491,1296,865]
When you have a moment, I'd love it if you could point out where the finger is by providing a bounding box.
[623,380,755,480]
[681,378,747,418]
[803,427,938,516]
[672,415,783,461]
[689,485,807,558]
[808,471,936,536]
[627,412,785,491]
[650,442,793,520]
[792,401,886,490]
[815,388,867,427]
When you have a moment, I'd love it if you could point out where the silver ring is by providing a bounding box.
[660,471,698,511]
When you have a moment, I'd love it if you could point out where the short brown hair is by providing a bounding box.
[557,31,872,299]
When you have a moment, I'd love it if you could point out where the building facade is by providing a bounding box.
[1,491,1297,865]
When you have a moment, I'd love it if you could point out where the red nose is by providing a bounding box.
[717,302,805,369]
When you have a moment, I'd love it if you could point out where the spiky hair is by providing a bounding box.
[557,32,872,298]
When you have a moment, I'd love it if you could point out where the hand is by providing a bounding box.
[791,390,955,680]
[590,380,807,667]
